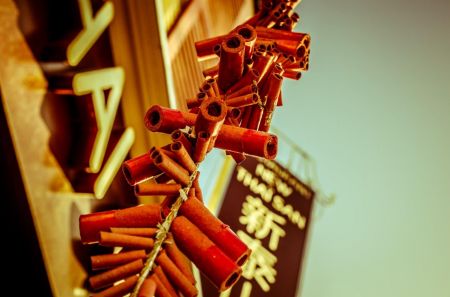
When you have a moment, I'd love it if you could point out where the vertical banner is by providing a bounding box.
[202,158,315,297]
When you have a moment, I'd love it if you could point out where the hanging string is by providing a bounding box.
[130,167,199,297]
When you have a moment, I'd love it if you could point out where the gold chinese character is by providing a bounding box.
[239,195,286,250]
[237,231,278,292]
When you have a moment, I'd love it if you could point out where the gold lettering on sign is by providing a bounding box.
[67,0,114,66]
[272,196,307,229]
[236,166,307,229]
[73,67,125,173]
[255,163,292,197]
[237,166,275,203]
[237,230,278,292]
[262,159,314,199]
[240,281,252,297]
[94,128,135,198]
[240,195,286,251]
[224,160,313,296]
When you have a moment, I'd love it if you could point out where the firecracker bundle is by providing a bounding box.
[78,0,311,296]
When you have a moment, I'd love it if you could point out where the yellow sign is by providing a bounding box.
[67,0,135,198]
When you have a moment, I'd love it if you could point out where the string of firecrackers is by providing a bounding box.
[78,0,311,296]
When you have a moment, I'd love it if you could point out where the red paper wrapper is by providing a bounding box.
[194,35,226,59]
[226,92,259,108]
[227,83,258,99]
[156,251,198,297]
[79,204,162,244]
[122,152,161,186]
[110,227,158,237]
[135,182,181,196]
[138,278,157,297]
[218,34,245,91]
[144,106,278,159]
[170,141,196,174]
[215,124,278,159]
[152,274,172,297]
[91,250,147,271]
[193,131,210,163]
[92,275,138,297]
[253,53,275,85]
[152,149,190,186]
[180,197,251,266]
[145,105,195,133]
[155,265,178,297]
[165,235,196,284]
[89,259,144,290]
[283,68,302,80]
[171,216,242,291]
[226,68,260,95]
[246,104,264,130]
[259,73,283,131]
[99,231,154,250]
[202,64,219,78]
[256,26,309,42]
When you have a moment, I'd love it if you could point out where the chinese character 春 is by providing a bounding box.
[239,195,286,250]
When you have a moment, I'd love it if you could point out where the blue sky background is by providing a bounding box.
[273,0,450,296]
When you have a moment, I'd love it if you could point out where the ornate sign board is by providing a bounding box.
[0,0,169,295]
[18,0,135,199]
[202,158,315,297]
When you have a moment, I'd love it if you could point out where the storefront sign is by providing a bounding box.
[203,158,314,297]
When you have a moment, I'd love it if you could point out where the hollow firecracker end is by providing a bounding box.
[171,216,242,291]
[152,149,190,186]
[170,141,196,174]
[171,129,193,154]
[193,131,210,163]
[194,97,227,137]
[122,151,161,186]
[79,204,162,244]
[218,34,246,91]
[233,24,257,58]
[143,106,278,160]
[145,105,195,133]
